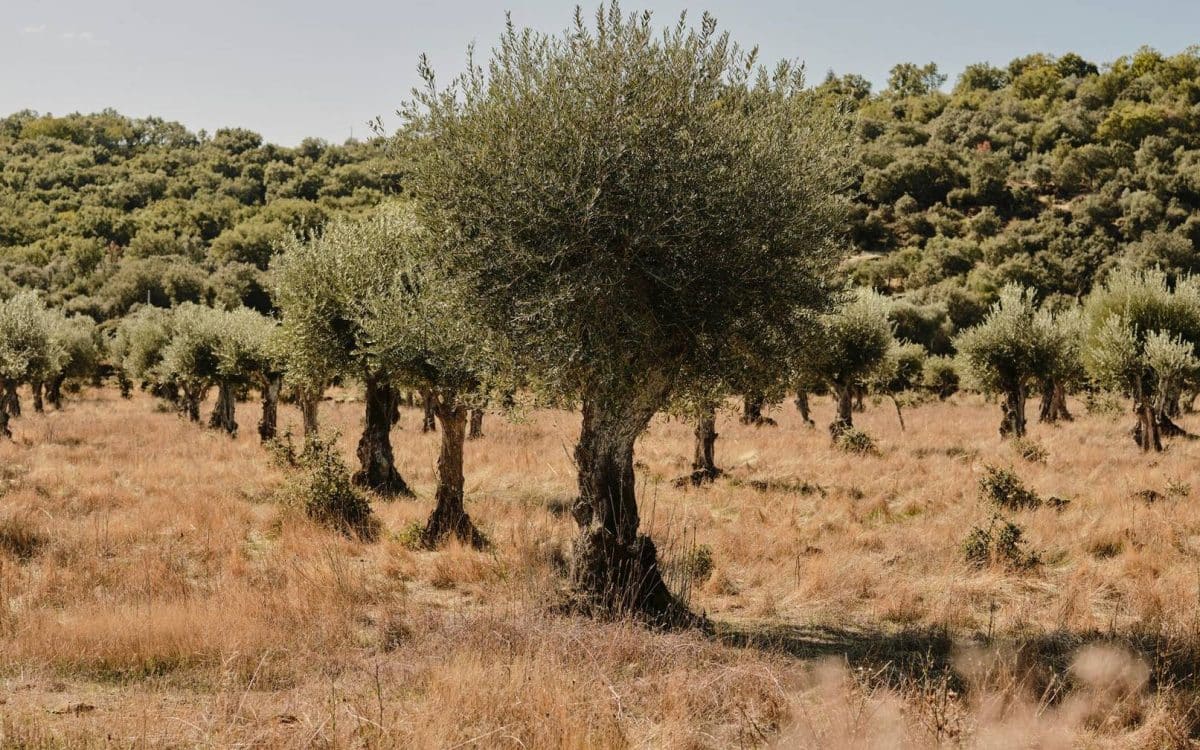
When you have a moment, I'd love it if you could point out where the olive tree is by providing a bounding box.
[159,303,222,425]
[0,292,53,439]
[1037,307,1084,424]
[213,308,285,441]
[955,285,1058,438]
[1084,268,1200,451]
[273,211,417,496]
[37,313,101,411]
[360,208,509,547]
[110,306,178,409]
[799,290,897,438]
[403,5,852,622]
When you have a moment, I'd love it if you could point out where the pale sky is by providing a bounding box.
[4,0,1198,145]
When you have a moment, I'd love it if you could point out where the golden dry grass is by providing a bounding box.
[2,386,1200,747]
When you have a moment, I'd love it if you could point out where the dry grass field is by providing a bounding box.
[3,385,1200,748]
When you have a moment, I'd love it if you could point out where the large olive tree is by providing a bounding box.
[403,5,852,623]
[273,211,417,496]
[159,303,223,425]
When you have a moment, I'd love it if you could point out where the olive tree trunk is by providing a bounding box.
[999,385,1027,438]
[208,381,238,436]
[258,374,282,442]
[569,392,696,627]
[1134,398,1163,452]
[31,381,44,414]
[180,383,204,423]
[1038,381,1073,423]
[468,408,484,440]
[47,376,66,410]
[794,390,815,427]
[422,394,484,548]
[299,389,320,439]
[352,376,412,497]
[829,385,854,438]
[686,404,721,485]
[4,383,21,419]
[0,381,12,439]
[421,389,437,433]
[117,370,133,399]
[740,393,776,426]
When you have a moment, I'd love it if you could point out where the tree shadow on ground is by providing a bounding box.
[713,620,1200,694]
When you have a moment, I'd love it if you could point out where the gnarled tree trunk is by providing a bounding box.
[0,380,12,439]
[422,393,484,548]
[1133,397,1162,452]
[829,385,854,438]
[0,397,10,440]
[740,393,775,426]
[468,408,484,440]
[180,383,204,423]
[794,390,815,427]
[685,404,721,485]
[570,391,696,627]
[353,376,412,497]
[117,371,133,399]
[999,385,1027,438]
[208,381,238,436]
[31,381,44,414]
[47,376,66,410]
[4,383,21,419]
[258,374,282,442]
[299,389,320,439]
[1038,380,1072,423]
[421,389,437,433]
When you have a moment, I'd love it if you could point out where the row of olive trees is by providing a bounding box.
[0,292,102,438]
[954,270,1200,452]
[110,303,283,440]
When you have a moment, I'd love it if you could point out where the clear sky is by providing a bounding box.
[4,0,1198,146]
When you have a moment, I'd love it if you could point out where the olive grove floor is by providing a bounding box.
[2,387,1200,748]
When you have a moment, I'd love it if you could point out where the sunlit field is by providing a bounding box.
[2,386,1200,747]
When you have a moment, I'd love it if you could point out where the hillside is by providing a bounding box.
[3,47,1200,350]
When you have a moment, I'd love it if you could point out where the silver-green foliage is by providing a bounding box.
[806,289,898,391]
[1083,268,1200,400]
[402,4,855,405]
[0,291,52,389]
[954,285,1059,395]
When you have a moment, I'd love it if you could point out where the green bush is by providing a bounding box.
[963,515,1040,569]
[979,464,1042,510]
[836,428,880,455]
[283,433,378,541]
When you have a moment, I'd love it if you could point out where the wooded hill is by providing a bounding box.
[3,45,1200,354]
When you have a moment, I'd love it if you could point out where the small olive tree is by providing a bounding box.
[273,211,417,496]
[1084,268,1200,451]
[110,306,178,409]
[212,307,285,441]
[0,292,53,439]
[1037,307,1084,424]
[955,285,1058,438]
[800,290,897,438]
[36,313,101,411]
[159,303,223,425]
[404,5,852,622]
